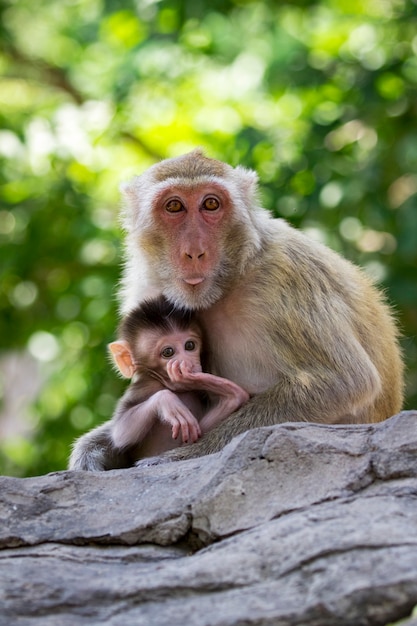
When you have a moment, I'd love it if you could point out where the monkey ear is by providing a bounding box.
[119,177,149,230]
[108,340,136,378]
[234,166,259,197]
[119,180,137,199]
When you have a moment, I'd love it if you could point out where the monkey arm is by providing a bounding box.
[112,389,201,449]
[164,360,250,433]
[198,377,250,434]
[170,367,250,433]
[137,326,383,465]
[69,390,202,471]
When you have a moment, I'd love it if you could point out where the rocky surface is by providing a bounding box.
[1,411,417,626]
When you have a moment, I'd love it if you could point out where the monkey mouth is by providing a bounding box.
[183,277,205,286]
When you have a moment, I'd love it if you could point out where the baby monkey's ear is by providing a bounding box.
[108,340,136,378]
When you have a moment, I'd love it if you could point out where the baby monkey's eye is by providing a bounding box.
[184,340,196,351]
[161,346,175,358]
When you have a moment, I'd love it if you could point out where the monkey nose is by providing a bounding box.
[185,251,205,260]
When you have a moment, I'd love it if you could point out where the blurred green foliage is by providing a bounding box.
[0,0,416,477]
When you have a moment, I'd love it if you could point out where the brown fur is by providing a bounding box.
[152,149,232,182]
[69,294,249,470]
[123,152,403,463]
[71,151,404,468]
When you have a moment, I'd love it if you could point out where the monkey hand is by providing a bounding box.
[168,365,250,406]
[165,360,202,391]
[156,390,201,444]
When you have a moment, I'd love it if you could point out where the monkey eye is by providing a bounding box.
[184,340,196,351]
[165,199,184,213]
[203,197,220,211]
[161,346,175,358]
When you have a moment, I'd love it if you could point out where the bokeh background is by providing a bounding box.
[1,0,416,477]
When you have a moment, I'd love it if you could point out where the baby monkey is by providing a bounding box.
[69,295,249,470]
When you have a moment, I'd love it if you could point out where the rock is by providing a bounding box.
[1,411,417,626]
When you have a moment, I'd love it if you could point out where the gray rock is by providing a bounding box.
[1,411,417,625]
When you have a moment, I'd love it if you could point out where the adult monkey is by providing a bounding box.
[81,149,403,467]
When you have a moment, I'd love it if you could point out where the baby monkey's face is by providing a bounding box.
[137,326,203,379]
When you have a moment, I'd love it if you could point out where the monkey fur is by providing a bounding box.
[69,294,248,470]
[70,150,404,469]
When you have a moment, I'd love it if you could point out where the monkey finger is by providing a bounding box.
[179,361,190,374]
[175,411,201,443]
[187,415,202,442]
[194,420,202,440]
[171,421,180,440]
[166,360,176,380]
[168,411,192,442]
[174,417,189,443]
[168,360,184,383]
[183,418,201,443]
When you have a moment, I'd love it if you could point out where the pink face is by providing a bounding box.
[137,327,203,379]
[151,183,233,309]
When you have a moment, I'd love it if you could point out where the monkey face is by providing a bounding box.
[137,327,203,383]
[144,184,230,309]
[121,151,265,311]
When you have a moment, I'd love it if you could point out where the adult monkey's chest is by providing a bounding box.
[197,289,279,395]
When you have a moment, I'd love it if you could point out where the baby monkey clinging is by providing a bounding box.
[69,295,249,470]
